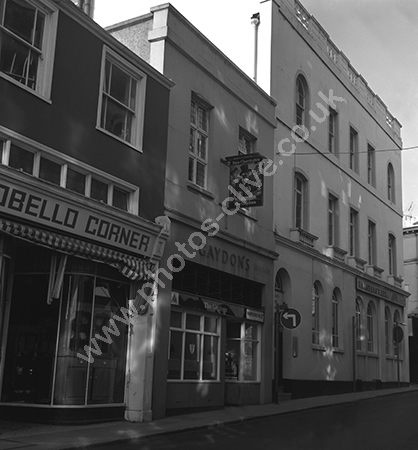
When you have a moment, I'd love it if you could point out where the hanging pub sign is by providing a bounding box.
[225,153,265,207]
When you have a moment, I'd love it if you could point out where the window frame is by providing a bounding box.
[168,309,221,382]
[368,220,376,265]
[188,94,210,189]
[238,127,256,156]
[331,289,339,348]
[349,126,358,172]
[355,298,363,351]
[366,302,376,354]
[294,172,308,230]
[328,108,338,154]
[295,75,308,127]
[384,306,391,356]
[388,233,396,276]
[367,144,376,186]
[312,283,320,345]
[328,193,339,246]
[387,163,395,203]
[97,46,147,151]
[0,0,58,100]
[0,131,139,214]
[349,207,359,257]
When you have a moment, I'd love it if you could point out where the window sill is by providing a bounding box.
[332,347,344,354]
[1,72,52,104]
[186,182,215,200]
[96,126,143,153]
[225,379,261,384]
[312,344,326,352]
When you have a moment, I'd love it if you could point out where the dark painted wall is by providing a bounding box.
[0,10,170,222]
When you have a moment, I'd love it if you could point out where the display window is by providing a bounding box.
[168,309,220,381]
[225,320,260,382]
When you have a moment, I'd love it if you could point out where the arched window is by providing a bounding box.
[355,297,362,351]
[385,307,391,355]
[295,75,308,127]
[312,282,320,344]
[275,272,283,292]
[332,289,340,348]
[387,163,395,203]
[388,233,396,275]
[367,302,375,353]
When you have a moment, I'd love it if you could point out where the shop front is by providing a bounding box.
[153,221,276,416]
[0,169,169,423]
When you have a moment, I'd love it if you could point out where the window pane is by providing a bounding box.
[39,157,61,185]
[9,144,34,174]
[196,161,205,188]
[203,335,218,380]
[225,338,240,380]
[109,63,133,108]
[4,0,37,44]
[101,97,131,141]
[91,178,108,203]
[184,333,200,380]
[244,339,258,381]
[113,187,128,211]
[170,310,182,328]
[185,313,200,331]
[168,330,182,379]
[66,168,86,195]
[204,316,218,333]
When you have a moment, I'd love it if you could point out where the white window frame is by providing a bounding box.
[328,193,338,246]
[387,163,395,203]
[349,207,358,257]
[97,46,146,151]
[388,233,396,276]
[295,75,306,127]
[368,220,376,265]
[349,127,358,172]
[367,144,375,186]
[188,94,209,189]
[0,128,140,214]
[0,0,58,100]
[328,108,338,154]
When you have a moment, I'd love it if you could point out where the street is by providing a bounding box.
[97,391,418,450]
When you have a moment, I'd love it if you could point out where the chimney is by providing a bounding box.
[71,0,95,19]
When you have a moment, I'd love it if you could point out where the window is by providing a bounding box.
[98,48,146,148]
[168,310,220,381]
[385,307,391,355]
[355,298,362,351]
[295,75,308,126]
[1,136,136,213]
[312,283,320,345]
[387,163,395,203]
[388,233,396,275]
[294,173,307,229]
[393,310,402,355]
[238,128,255,155]
[368,220,376,265]
[349,208,358,256]
[367,303,374,353]
[189,96,209,188]
[226,321,260,381]
[349,127,358,172]
[328,194,338,246]
[367,144,375,186]
[328,108,338,154]
[332,290,339,348]
[0,0,57,97]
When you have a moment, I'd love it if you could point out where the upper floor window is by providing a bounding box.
[0,0,57,98]
[98,47,146,149]
[368,220,376,265]
[189,95,209,188]
[388,233,396,275]
[295,75,308,127]
[328,108,338,154]
[367,144,375,186]
[1,137,136,213]
[387,163,395,203]
[328,193,338,246]
[349,208,358,257]
[238,128,255,155]
[349,127,358,172]
[294,173,308,229]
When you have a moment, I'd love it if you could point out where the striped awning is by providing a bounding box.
[0,218,154,281]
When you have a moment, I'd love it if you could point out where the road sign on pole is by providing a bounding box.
[280,308,302,330]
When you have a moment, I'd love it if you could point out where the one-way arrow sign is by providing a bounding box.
[280,308,302,330]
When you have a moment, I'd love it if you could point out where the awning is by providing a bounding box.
[0,218,154,281]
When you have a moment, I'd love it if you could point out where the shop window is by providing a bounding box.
[226,320,260,382]
[331,289,340,348]
[98,47,146,149]
[112,186,128,211]
[367,302,376,353]
[312,283,320,345]
[66,167,86,195]
[0,0,58,98]
[90,177,108,203]
[355,297,363,351]
[385,306,391,356]
[168,310,220,381]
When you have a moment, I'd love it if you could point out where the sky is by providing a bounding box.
[93,0,418,220]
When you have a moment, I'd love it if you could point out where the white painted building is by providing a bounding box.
[257,0,408,397]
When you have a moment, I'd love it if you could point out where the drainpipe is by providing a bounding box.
[251,13,260,82]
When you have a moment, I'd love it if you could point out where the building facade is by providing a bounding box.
[257,0,409,397]
[0,0,172,423]
[108,4,278,419]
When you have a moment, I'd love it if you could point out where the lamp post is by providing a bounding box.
[251,13,260,83]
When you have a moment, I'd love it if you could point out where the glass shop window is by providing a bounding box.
[168,310,220,381]
[225,320,260,382]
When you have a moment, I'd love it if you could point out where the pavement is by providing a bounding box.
[1,385,418,450]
